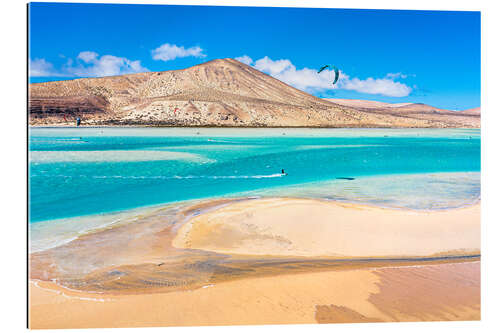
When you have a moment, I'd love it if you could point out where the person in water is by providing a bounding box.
[281,169,287,176]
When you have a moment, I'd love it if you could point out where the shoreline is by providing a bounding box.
[29,196,481,327]
[29,192,481,254]
[29,261,480,328]
[29,256,481,297]
[30,198,480,289]
[29,125,481,129]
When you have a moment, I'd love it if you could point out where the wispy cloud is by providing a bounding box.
[236,56,412,97]
[77,51,99,63]
[385,72,415,80]
[235,55,253,65]
[29,52,149,78]
[29,58,64,77]
[152,43,206,61]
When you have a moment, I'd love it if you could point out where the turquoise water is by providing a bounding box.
[29,128,480,223]
[239,172,480,210]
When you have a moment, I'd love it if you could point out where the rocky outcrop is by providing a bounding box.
[29,95,109,116]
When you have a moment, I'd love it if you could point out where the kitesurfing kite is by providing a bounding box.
[318,64,340,86]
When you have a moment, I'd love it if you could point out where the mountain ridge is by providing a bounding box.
[29,58,480,128]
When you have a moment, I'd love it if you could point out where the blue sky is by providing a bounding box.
[29,3,480,110]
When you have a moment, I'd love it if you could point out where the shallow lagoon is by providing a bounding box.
[29,127,480,223]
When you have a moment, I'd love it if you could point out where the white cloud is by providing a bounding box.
[152,43,205,61]
[77,51,98,63]
[236,56,412,97]
[254,56,294,76]
[29,58,62,77]
[67,53,149,77]
[235,55,253,65]
[29,52,149,78]
[341,77,412,97]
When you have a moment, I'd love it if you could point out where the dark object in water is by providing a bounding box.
[281,169,288,176]
[336,177,355,180]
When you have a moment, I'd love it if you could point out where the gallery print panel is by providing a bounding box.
[28,1,480,329]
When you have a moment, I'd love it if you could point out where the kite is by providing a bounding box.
[318,64,340,86]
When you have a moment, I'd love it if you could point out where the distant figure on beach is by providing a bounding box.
[76,117,81,127]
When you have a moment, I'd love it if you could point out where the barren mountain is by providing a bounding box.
[326,99,480,128]
[29,58,480,128]
[323,98,413,109]
[460,107,481,116]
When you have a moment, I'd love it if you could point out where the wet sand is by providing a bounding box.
[29,261,480,328]
[29,197,481,328]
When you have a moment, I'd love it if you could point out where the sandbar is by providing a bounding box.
[173,198,480,257]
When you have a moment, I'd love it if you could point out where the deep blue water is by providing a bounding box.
[28,128,480,223]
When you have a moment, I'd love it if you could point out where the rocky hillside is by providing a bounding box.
[460,107,481,116]
[325,99,481,128]
[29,58,480,128]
